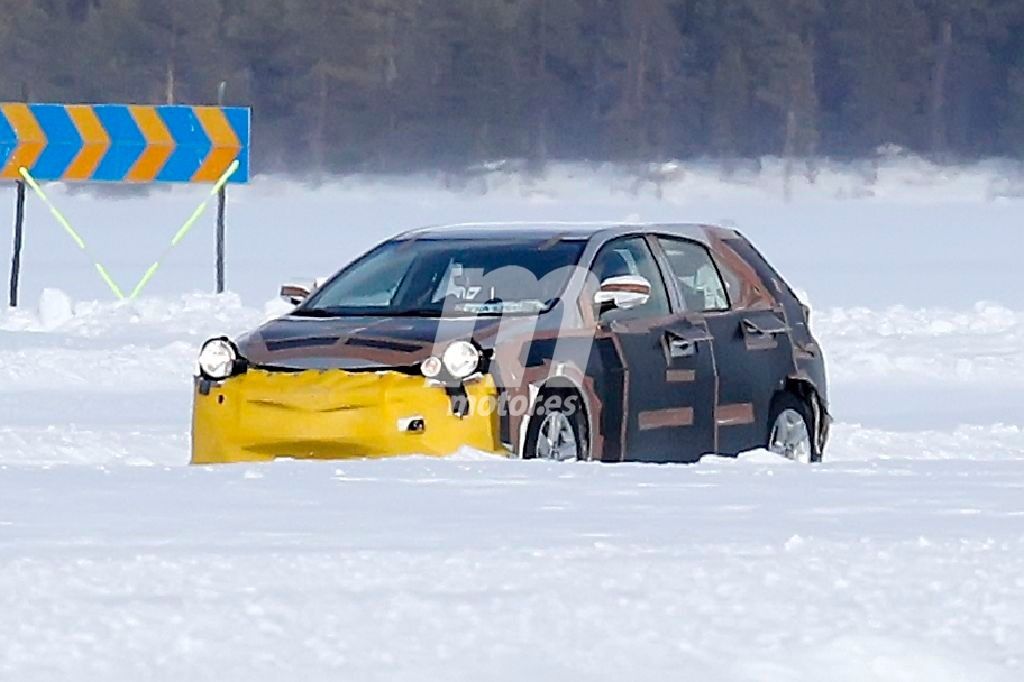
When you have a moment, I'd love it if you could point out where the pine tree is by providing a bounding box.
[829,0,931,153]
[0,0,71,101]
[87,0,228,105]
[708,45,750,156]
[596,0,690,158]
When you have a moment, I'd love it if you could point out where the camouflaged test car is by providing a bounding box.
[192,223,830,464]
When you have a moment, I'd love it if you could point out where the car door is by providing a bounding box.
[655,235,796,455]
[590,237,716,462]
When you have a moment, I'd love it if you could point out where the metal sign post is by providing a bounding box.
[216,81,228,295]
[216,184,227,294]
[8,180,25,307]
[0,102,251,306]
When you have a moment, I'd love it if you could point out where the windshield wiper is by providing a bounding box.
[388,309,444,317]
[293,303,554,318]
[290,308,343,318]
[293,307,439,318]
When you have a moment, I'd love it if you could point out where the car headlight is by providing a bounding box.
[442,341,480,379]
[198,337,238,380]
[420,355,443,379]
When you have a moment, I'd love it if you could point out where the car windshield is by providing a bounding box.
[298,238,587,317]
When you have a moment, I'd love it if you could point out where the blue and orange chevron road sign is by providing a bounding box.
[0,103,250,184]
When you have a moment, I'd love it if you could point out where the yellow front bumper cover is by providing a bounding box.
[191,368,504,464]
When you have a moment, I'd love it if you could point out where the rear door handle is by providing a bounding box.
[742,318,786,337]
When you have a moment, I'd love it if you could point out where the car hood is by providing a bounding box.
[238,314,512,371]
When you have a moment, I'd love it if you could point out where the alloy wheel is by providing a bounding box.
[769,408,813,463]
[535,410,579,461]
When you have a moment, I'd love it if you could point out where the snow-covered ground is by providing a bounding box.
[1,158,1023,680]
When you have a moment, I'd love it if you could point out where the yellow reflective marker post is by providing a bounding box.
[128,159,239,300]
[17,166,126,300]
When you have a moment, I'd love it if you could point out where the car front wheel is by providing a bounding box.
[523,390,588,461]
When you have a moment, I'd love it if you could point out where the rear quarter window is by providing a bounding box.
[706,236,776,310]
[723,237,794,302]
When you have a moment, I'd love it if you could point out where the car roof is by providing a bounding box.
[397,221,743,243]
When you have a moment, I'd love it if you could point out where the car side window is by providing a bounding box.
[590,237,670,321]
[715,261,744,308]
[655,237,730,312]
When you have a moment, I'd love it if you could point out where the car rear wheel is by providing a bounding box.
[767,393,820,463]
[524,390,588,461]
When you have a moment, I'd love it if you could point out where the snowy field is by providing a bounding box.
[1,157,1023,680]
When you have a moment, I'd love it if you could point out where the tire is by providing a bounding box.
[523,389,589,461]
[766,392,821,463]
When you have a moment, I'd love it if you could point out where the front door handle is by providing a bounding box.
[669,337,695,358]
[665,330,710,358]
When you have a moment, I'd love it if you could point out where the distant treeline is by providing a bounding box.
[4,0,1024,174]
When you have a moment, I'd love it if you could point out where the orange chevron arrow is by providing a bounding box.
[64,105,111,180]
[191,107,241,183]
[1,103,46,179]
[126,105,174,182]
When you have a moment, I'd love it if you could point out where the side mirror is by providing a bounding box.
[280,283,312,306]
[594,275,651,311]
[280,276,329,306]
